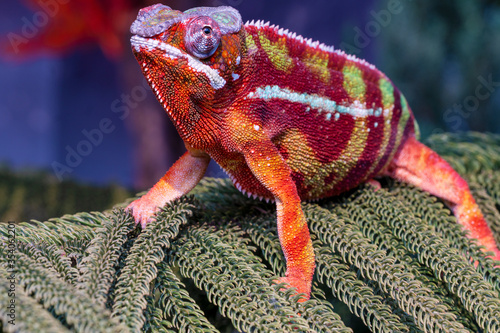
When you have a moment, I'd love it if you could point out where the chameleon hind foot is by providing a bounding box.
[274,276,311,302]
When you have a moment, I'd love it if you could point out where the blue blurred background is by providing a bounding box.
[1,0,500,191]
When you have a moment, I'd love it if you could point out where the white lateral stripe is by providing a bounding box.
[248,85,383,118]
[130,35,226,90]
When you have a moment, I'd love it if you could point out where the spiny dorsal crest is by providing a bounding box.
[244,19,375,70]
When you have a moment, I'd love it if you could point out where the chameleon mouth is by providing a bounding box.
[130,35,226,90]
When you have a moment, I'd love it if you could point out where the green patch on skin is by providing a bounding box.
[343,65,366,103]
[303,52,330,84]
[245,33,259,55]
[400,94,420,139]
[399,95,411,133]
[379,77,394,110]
[383,93,415,168]
[258,33,293,72]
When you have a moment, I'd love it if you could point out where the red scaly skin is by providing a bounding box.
[127,4,500,301]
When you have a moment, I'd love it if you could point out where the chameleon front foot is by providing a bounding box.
[126,195,160,228]
[127,151,211,228]
[274,276,312,302]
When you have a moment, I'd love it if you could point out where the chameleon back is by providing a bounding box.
[220,23,418,200]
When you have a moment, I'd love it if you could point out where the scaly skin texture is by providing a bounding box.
[127,4,500,300]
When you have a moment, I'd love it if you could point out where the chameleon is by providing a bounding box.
[127,4,500,300]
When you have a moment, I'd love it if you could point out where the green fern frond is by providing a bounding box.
[0,246,128,333]
[215,222,350,333]
[143,296,177,333]
[388,181,500,293]
[426,132,500,175]
[469,180,500,244]
[60,239,92,265]
[355,188,500,332]
[237,213,370,332]
[151,261,219,332]
[294,296,352,333]
[239,214,287,275]
[314,244,410,333]
[342,188,479,330]
[173,223,315,332]
[191,177,255,209]
[472,171,500,207]
[0,269,70,333]
[0,211,104,245]
[16,242,78,284]
[306,204,470,332]
[111,198,194,331]
[77,208,136,306]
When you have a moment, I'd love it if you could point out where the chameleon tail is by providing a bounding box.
[384,136,500,261]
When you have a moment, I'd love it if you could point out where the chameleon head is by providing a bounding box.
[130,4,244,130]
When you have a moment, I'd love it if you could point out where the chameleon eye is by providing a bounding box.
[185,16,221,59]
[202,26,212,35]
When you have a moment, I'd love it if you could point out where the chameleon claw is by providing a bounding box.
[366,179,382,191]
[126,197,159,228]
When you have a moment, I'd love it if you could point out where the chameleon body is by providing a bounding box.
[127,4,500,300]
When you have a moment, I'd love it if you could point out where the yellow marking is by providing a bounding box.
[342,64,366,103]
[258,32,294,72]
[245,33,259,55]
[223,157,245,173]
[305,117,369,197]
[379,77,394,109]
[303,51,330,84]
[365,77,394,177]
[380,93,412,172]
[400,94,419,140]
[275,129,322,178]
[400,96,411,126]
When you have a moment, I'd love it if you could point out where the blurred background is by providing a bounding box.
[1,0,500,219]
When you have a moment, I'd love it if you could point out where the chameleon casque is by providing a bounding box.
[127,4,500,300]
